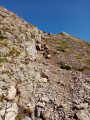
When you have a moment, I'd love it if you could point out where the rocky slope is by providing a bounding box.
[0,6,90,120]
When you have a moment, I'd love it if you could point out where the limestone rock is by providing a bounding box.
[41,72,48,79]
[74,103,88,110]
[22,116,31,120]
[6,86,16,100]
[76,110,90,120]
[48,32,52,35]
[39,78,47,83]
[45,54,51,59]
[35,107,41,117]
[60,104,68,111]
[36,44,41,51]
[37,102,45,108]
[41,96,49,103]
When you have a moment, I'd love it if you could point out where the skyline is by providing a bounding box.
[0,0,90,42]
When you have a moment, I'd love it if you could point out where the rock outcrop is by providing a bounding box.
[0,6,90,120]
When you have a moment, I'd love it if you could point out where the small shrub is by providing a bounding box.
[25,108,33,117]
[59,48,65,52]
[60,65,71,70]
[15,114,22,120]
[53,51,58,55]
[18,81,22,84]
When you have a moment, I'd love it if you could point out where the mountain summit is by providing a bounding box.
[0,6,90,120]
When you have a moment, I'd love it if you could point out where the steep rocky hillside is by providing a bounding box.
[0,6,90,120]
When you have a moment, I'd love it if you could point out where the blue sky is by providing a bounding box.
[0,0,90,42]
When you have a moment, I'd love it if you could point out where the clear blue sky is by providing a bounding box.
[0,0,90,42]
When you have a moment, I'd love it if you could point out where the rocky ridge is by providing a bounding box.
[0,6,90,120]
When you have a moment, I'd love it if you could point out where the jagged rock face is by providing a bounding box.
[0,6,41,120]
[0,6,90,120]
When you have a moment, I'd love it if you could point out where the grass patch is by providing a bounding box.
[77,66,89,72]
[59,39,69,52]
[50,38,54,44]
[25,108,33,117]
[76,54,84,60]
[0,96,4,102]
[15,114,22,120]
[0,27,10,32]
[60,65,71,70]
[2,70,10,74]
[31,33,35,39]
[87,59,90,65]
[9,47,20,56]
[19,26,23,33]
[0,58,8,62]
[0,34,8,40]
[53,51,58,55]
[86,50,90,54]
[0,41,8,47]
[15,106,33,120]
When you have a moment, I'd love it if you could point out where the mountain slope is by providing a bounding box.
[0,6,90,120]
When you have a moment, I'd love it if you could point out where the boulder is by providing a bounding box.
[37,102,45,108]
[5,103,18,120]
[39,78,47,83]
[41,96,49,103]
[48,32,52,35]
[6,86,16,100]
[22,116,31,120]
[74,103,88,110]
[76,110,90,120]
[41,72,48,79]
[36,44,41,51]
[45,54,51,59]
[35,107,41,117]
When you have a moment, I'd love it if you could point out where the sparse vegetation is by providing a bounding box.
[0,41,8,47]
[9,47,20,56]
[19,26,23,33]
[59,39,69,52]
[18,81,22,84]
[76,54,84,60]
[53,51,58,55]
[0,57,8,62]
[87,59,90,65]
[2,70,10,74]
[86,50,90,54]
[0,27,10,32]
[50,38,54,44]
[25,108,33,117]
[31,33,35,39]
[0,96,4,102]
[77,66,89,72]
[15,114,22,120]
[0,34,8,39]
[15,107,33,120]
[60,65,71,70]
